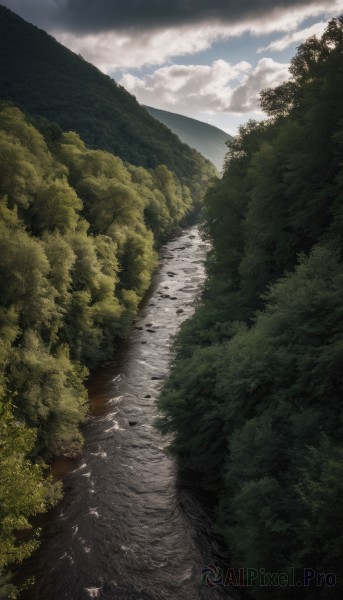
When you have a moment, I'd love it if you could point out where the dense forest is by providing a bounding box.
[157,18,343,599]
[0,102,214,597]
[0,5,215,193]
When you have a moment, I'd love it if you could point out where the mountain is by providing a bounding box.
[0,5,215,189]
[145,106,232,171]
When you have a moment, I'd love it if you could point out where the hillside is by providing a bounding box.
[157,18,343,599]
[0,100,207,595]
[145,105,231,171]
[0,5,215,189]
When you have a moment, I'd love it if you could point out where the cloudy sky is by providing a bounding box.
[3,0,343,133]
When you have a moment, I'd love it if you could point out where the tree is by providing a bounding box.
[157,19,343,599]
[0,398,61,598]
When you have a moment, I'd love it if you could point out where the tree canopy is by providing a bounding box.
[157,18,343,599]
[0,103,213,597]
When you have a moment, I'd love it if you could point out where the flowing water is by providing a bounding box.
[19,226,233,600]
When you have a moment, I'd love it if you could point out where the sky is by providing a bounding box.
[2,0,343,134]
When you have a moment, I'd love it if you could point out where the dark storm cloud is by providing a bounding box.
[5,0,333,33]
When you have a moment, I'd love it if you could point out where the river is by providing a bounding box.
[18,226,233,600]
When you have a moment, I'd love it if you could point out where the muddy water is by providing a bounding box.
[19,227,232,600]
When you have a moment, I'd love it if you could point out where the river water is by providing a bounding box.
[19,226,232,600]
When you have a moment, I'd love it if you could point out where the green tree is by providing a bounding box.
[0,399,61,598]
[157,19,343,599]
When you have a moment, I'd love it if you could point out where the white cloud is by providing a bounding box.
[7,0,343,37]
[55,24,223,72]
[52,0,343,71]
[243,0,343,36]
[228,58,290,112]
[258,20,328,53]
[119,58,290,115]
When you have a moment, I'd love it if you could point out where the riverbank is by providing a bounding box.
[16,226,232,600]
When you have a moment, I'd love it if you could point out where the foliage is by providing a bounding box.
[0,103,202,453]
[157,19,343,599]
[0,398,61,599]
[0,102,207,596]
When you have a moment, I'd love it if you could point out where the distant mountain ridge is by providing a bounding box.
[145,106,232,171]
[0,4,215,189]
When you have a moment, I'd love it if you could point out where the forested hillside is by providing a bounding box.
[0,5,215,193]
[145,106,231,171]
[0,6,219,593]
[0,102,211,596]
[158,18,343,598]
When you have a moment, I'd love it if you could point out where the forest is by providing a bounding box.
[1,5,342,599]
[0,103,214,597]
[157,18,343,599]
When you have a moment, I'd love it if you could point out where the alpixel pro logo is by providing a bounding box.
[201,565,336,588]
